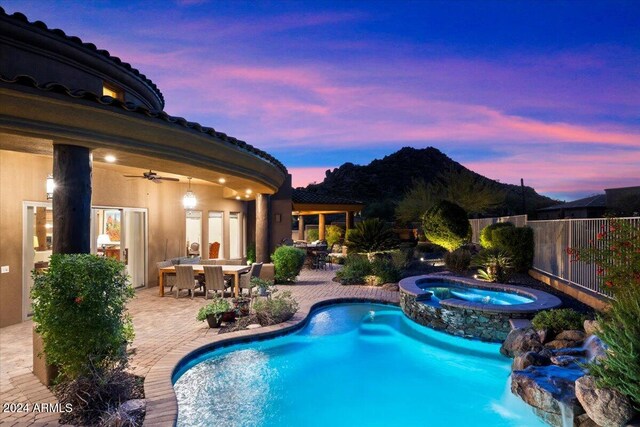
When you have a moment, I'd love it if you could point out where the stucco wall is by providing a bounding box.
[0,149,248,327]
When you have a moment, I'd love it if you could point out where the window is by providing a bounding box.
[208,211,223,259]
[229,212,242,259]
[102,82,124,100]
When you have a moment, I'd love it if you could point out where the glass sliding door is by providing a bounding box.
[22,202,53,320]
[208,211,223,259]
[229,212,242,259]
[123,210,147,288]
[185,210,202,257]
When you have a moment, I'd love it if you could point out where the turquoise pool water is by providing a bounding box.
[173,303,544,427]
[418,282,535,306]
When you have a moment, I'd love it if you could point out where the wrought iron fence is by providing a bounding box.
[528,217,639,297]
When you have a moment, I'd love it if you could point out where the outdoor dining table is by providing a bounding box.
[157,264,250,298]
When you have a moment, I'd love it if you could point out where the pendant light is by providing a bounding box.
[182,177,197,209]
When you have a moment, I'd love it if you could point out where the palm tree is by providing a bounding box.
[346,218,399,261]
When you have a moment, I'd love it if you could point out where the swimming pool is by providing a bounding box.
[421,283,535,306]
[173,303,544,426]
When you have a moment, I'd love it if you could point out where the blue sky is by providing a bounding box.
[3,0,639,200]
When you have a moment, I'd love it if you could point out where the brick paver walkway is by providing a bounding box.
[0,267,398,426]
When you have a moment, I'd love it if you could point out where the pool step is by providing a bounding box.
[358,322,396,338]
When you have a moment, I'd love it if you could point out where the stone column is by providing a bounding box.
[255,193,269,263]
[318,213,326,241]
[52,144,92,254]
[345,211,354,232]
[298,215,305,241]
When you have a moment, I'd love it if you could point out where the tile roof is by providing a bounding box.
[292,189,363,205]
[1,7,165,108]
[537,194,607,211]
[1,74,287,174]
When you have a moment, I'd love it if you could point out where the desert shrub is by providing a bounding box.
[444,248,472,273]
[531,308,587,336]
[474,249,514,282]
[306,228,319,242]
[271,246,306,283]
[491,226,534,272]
[422,200,471,252]
[253,290,299,325]
[371,258,402,283]
[390,249,411,270]
[31,254,134,380]
[479,222,515,249]
[347,218,399,255]
[364,275,383,286]
[588,283,640,408]
[325,225,344,247]
[336,255,372,285]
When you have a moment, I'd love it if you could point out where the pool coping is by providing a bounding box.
[142,296,399,426]
[398,274,562,314]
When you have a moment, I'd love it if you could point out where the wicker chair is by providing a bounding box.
[239,263,263,297]
[203,266,230,299]
[156,260,176,293]
[174,265,202,298]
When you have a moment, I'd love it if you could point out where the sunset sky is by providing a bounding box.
[4,1,639,200]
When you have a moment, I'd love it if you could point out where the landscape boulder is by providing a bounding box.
[513,351,551,371]
[583,320,600,337]
[500,328,543,357]
[555,330,586,343]
[545,339,582,350]
[575,376,636,427]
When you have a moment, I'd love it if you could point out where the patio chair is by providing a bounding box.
[175,265,202,299]
[156,260,176,293]
[224,259,244,266]
[200,259,218,265]
[314,251,329,270]
[239,262,263,297]
[209,241,220,259]
[203,266,230,299]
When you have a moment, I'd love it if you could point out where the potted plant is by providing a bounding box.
[251,276,274,297]
[196,297,231,328]
[233,296,251,317]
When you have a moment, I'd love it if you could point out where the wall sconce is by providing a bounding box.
[182,177,197,209]
[46,174,55,200]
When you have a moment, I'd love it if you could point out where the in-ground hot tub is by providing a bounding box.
[399,275,561,342]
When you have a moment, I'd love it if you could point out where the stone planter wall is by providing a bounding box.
[399,291,528,342]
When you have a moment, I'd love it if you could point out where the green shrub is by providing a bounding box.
[588,282,640,408]
[479,222,515,249]
[31,254,134,380]
[390,249,411,270]
[246,242,256,264]
[253,290,299,326]
[422,200,471,252]
[336,255,372,285]
[346,218,399,255]
[474,249,514,282]
[271,246,306,283]
[306,228,319,242]
[491,226,534,272]
[531,308,587,336]
[325,225,344,247]
[444,248,472,273]
[196,296,232,322]
[371,258,402,283]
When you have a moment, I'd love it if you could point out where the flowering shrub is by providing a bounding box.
[567,219,640,293]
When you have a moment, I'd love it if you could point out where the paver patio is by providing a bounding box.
[0,267,399,426]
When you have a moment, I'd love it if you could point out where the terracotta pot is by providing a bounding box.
[206,314,223,328]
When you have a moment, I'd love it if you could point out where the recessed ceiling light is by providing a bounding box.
[235,196,241,200]
[104,154,116,163]
[245,194,250,198]
[245,189,252,194]
[218,178,226,184]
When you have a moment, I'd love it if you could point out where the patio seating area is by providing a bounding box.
[0,268,399,426]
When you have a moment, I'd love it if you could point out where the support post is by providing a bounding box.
[318,213,326,241]
[52,144,92,254]
[255,193,269,263]
[298,215,305,241]
[345,211,354,232]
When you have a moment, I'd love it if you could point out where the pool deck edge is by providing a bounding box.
[142,295,399,427]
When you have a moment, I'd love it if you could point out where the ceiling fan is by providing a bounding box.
[123,170,180,183]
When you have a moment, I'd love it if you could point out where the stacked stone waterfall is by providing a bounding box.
[502,320,637,427]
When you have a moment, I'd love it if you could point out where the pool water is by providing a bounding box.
[420,283,535,306]
[173,303,544,427]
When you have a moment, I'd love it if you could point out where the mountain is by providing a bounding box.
[301,147,558,220]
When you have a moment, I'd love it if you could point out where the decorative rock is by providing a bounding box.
[537,329,550,344]
[583,320,600,337]
[501,328,543,357]
[246,324,262,329]
[550,355,579,367]
[575,375,636,427]
[552,348,586,357]
[555,330,586,343]
[545,339,582,350]
[119,399,146,417]
[513,351,551,371]
[511,365,584,424]
[575,414,600,427]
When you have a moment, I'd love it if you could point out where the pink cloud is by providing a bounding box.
[289,167,334,188]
